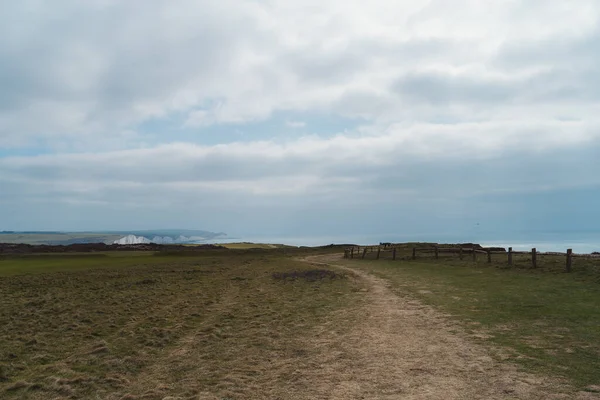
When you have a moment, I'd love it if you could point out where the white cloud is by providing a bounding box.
[1,0,599,149]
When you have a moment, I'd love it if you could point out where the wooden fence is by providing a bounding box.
[342,245,593,273]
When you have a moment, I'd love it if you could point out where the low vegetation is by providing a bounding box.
[3,242,599,397]
[0,249,362,399]
[272,269,344,281]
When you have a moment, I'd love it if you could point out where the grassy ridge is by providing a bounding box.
[347,255,600,388]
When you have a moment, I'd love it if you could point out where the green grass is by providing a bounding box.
[346,253,600,388]
[0,252,170,276]
[0,245,341,277]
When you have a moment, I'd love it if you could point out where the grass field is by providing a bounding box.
[346,247,600,389]
[0,248,362,399]
[2,244,600,397]
[0,253,160,276]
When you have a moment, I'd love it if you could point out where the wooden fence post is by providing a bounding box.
[392,248,397,260]
[344,249,348,259]
[412,247,416,260]
[508,247,512,266]
[566,249,573,273]
[472,247,477,262]
[487,250,492,264]
[376,247,381,260]
[362,248,367,259]
[459,247,463,260]
[350,247,354,259]
[435,247,439,259]
[532,248,537,268]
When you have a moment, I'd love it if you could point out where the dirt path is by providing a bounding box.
[300,254,595,400]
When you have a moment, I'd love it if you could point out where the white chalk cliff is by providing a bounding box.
[113,234,197,244]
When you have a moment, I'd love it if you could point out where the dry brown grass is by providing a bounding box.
[2,250,596,399]
[0,252,362,399]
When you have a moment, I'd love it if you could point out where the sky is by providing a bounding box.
[1,0,599,241]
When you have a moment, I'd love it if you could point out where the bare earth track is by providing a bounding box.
[300,254,597,400]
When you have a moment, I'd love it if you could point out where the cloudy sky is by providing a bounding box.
[1,0,599,241]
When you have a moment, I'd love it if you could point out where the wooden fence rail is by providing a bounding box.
[343,245,581,273]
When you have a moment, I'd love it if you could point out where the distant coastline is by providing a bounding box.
[2,231,598,254]
[0,230,228,246]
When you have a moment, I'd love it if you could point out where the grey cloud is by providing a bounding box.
[391,66,600,107]
[392,72,517,105]
[2,139,600,236]
[2,132,599,204]
[495,29,600,70]
[280,38,460,86]
[491,30,600,103]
